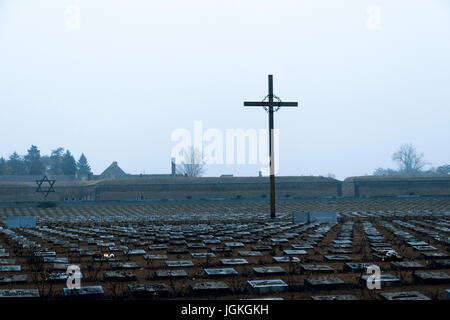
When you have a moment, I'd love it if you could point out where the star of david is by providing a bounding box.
[36,176,56,198]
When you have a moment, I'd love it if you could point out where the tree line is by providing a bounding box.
[374,143,450,175]
[0,146,92,176]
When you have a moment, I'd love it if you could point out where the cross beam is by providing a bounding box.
[244,75,298,219]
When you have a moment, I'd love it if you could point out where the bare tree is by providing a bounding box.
[392,143,427,174]
[176,146,206,177]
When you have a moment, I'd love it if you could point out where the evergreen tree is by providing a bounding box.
[24,145,43,175]
[0,157,8,175]
[8,152,26,175]
[77,153,92,176]
[61,150,77,175]
[49,147,64,174]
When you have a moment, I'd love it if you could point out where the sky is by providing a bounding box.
[0,0,449,179]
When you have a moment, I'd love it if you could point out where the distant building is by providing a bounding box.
[99,161,128,180]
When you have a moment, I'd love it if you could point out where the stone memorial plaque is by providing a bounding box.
[165,260,194,268]
[103,271,137,282]
[0,265,20,272]
[0,289,40,299]
[391,261,425,271]
[0,275,27,284]
[379,291,431,301]
[128,283,169,298]
[191,252,216,258]
[155,270,188,279]
[144,254,168,260]
[301,265,334,274]
[253,267,287,276]
[110,262,141,270]
[272,257,301,263]
[238,251,262,257]
[204,268,238,278]
[190,281,230,296]
[220,258,248,266]
[304,277,346,290]
[311,295,358,300]
[283,250,307,256]
[413,272,450,285]
[247,280,288,295]
[324,255,352,262]
[63,286,104,299]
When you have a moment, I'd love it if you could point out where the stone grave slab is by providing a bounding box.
[238,251,262,257]
[304,277,346,290]
[210,247,232,253]
[43,257,68,264]
[103,271,137,282]
[247,280,288,295]
[155,270,188,279]
[328,248,352,254]
[379,291,431,301]
[0,259,15,265]
[128,283,168,298]
[431,259,450,269]
[124,249,146,256]
[34,251,56,257]
[251,245,272,251]
[204,268,238,278]
[63,286,104,300]
[301,265,334,274]
[0,265,20,272]
[0,275,27,284]
[165,260,194,268]
[144,254,168,260]
[344,263,373,273]
[324,255,352,262]
[391,261,425,271]
[311,295,358,300]
[253,267,286,276]
[421,252,449,259]
[413,272,450,285]
[220,258,248,266]
[190,281,230,296]
[0,289,40,299]
[225,242,245,248]
[167,248,189,254]
[187,243,207,249]
[148,245,168,250]
[359,274,401,288]
[191,252,216,258]
[283,250,307,256]
[292,244,314,250]
[412,245,437,251]
[270,238,289,244]
[110,262,141,270]
[272,257,301,264]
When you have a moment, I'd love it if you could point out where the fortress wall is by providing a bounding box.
[342,176,450,197]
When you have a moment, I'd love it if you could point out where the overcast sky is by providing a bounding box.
[1,0,449,179]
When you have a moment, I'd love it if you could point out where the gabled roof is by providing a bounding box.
[100,161,128,178]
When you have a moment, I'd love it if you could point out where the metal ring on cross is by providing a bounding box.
[261,94,282,113]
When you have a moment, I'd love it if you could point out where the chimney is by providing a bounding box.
[171,157,176,175]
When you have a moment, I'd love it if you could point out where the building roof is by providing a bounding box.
[100,162,128,179]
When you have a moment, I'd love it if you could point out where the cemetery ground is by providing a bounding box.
[0,197,449,300]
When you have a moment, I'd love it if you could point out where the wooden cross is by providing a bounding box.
[244,75,298,219]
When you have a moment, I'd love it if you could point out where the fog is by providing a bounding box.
[1,0,449,179]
